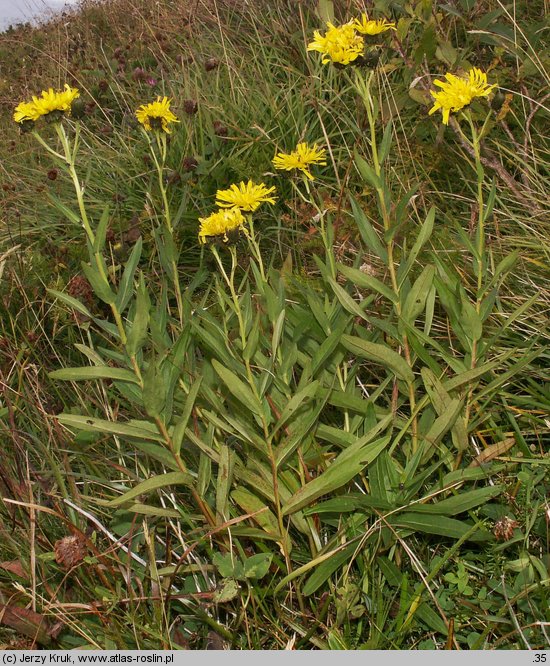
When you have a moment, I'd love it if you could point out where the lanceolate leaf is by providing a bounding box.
[106,471,193,507]
[81,261,116,305]
[402,264,435,323]
[115,237,143,313]
[341,334,414,383]
[337,263,398,304]
[49,366,139,384]
[349,197,388,263]
[212,359,263,417]
[57,413,164,442]
[388,513,492,542]
[282,434,391,515]
[399,207,435,285]
[48,289,92,318]
[409,485,504,516]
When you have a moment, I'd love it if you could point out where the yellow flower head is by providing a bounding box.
[13,85,80,123]
[198,208,246,244]
[307,21,364,66]
[272,142,327,181]
[354,14,396,35]
[429,67,497,125]
[215,180,277,212]
[136,96,179,133]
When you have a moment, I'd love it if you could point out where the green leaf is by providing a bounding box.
[131,441,180,471]
[213,578,240,603]
[216,444,234,521]
[142,359,166,419]
[243,553,273,580]
[341,334,414,383]
[115,237,142,313]
[337,263,397,304]
[49,366,139,384]
[94,205,110,254]
[378,121,393,165]
[482,179,497,223]
[389,513,492,542]
[47,288,92,318]
[57,413,164,441]
[400,207,435,285]
[349,197,388,263]
[421,367,468,451]
[460,298,483,342]
[302,544,357,596]
[81,261,116,305]
[106,471,193,507]
[213,553,244,579]
[48,193,80,226]
[271,310,286,361]
[329,279,372,322]
[485,249,520,293]
[411,485,504,516]
[231,487,284,541]
[282,433,391,515]
[172,377,202,456]
[271,381,319,437]
[421,397,463,453]
[126,503,180,518]
[311,321,349,375]
[402,264,435,323]
[354,150,381,189]
[212,359,263,417]
[126,274,150,357]
[275,397,327,468]
[316,0,334,23]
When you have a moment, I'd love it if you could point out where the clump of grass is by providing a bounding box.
[1,0,548,650]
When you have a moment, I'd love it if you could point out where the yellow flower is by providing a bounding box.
[307,21,364,66]
[272,142,327,181]
[354,14,396,35]
[215,180,277,212]
[136,96,179,133]
[198,208,246,244]
[13,85,80,123]
[429,68,497,125]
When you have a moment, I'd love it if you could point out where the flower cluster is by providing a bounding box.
[198,208,246,244]
[13,85,80,124]
[307,14,395,66]
[199,180,276,243]
[307,21,365,66]
[429,68,497,125]
[136,96,179,133]
[215,181,277,212]
[272,142,327,181]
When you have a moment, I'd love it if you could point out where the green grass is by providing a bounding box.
[0,0,548,650]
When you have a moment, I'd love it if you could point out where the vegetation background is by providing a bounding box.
[0,0,548,650]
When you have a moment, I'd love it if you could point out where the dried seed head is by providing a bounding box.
[205,57,219,72]
[493,516,519,541]
[183,99,198,115]
[54,534,86,569]
[213,120,228,137]
[182,156,199,172]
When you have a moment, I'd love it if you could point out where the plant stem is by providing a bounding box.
[246,215,266,283]
[54,124,95,246]
[211,244,291,572]
[358,72,418,451]
[52,123,129,344]
[463,112,487,439]
[146,129,184,324]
